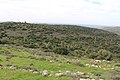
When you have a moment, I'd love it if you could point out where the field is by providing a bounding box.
[0,45,119,80]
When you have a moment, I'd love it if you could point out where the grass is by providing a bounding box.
[0,68,69,80]
[0,46,119,80]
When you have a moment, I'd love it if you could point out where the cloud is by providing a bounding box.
[0,0,120,26]
[84,0,101,5]
[92,1,101,5]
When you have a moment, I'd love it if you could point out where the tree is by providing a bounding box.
[97,49,112,60]
[54,47,69,55]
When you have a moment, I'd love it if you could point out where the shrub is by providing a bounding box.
[54,47,69,55]
[96,49,113,60]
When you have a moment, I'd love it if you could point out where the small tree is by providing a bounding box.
[54,47,69,55]
[97,49,112,60]
[71,50,85,57]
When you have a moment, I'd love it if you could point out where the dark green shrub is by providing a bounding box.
[96,49,113,60]
[54,47,69,55]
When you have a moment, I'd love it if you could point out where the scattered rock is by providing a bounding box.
[58,64,61,66]
[49,74,53,77]
[33,71,39,74]
[58,70,62,73]
[107,61,111,63]
[85,64,90,67]
[71,72,77,77]
[49,60,54,63]
[102,60,106,62]
[42,70,49,76]
[66,71,71,74]
[28,68,37,72]
[55,73,65,77]
[79,78,95,80]
[10,66,16,70]
[76,71,85,76]
[95,60,101,63]
[99,79,104,80]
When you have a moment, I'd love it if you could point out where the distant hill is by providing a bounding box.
[80,24,104,29]
[0,22,120,60]
[103,27,120,35]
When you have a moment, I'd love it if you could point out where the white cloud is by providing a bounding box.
[0,0,120,26]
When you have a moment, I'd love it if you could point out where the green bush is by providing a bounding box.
[88,52,97,59]
[96,49,113,60]
[54,47,69,55]
[71,50,85,57]
[23,43,39,48]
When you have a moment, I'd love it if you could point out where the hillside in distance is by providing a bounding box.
[103,27,120,35]
[0,22,120,61]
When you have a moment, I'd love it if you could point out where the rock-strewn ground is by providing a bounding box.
[0,45,120,80]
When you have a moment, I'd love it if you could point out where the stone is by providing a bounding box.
[55,73,64,77]
[85,64,90,66]
[71,72,77,77]
[66,71,70,74]
[42,70,49,76]
[49,60,54,63]
[10,66,16,70]
[33,71,39,74]
[79,78,95,80]
[95,60,101,63]
[28,68,37,72]
[76,71,85,76]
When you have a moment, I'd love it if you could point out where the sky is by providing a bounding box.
[0,0,120,26]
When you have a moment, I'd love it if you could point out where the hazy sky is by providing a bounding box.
[0,0,120,26]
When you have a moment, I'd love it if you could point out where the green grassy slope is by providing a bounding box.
[0,46,119,80]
